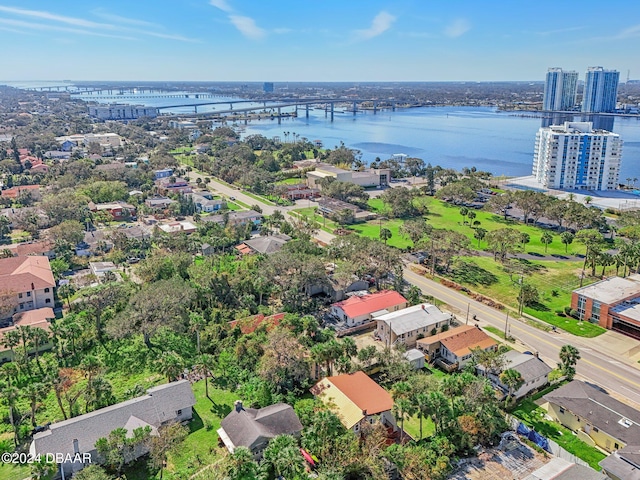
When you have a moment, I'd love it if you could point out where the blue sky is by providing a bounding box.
[1,0,639,81]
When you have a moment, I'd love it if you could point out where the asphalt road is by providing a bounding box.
[197,171,640,406]
[404,268,640,407]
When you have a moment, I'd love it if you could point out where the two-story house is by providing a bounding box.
[375,303,452,349]
[0,256,55,326]
[331,290,408,327]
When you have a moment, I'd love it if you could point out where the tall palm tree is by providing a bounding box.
[499,369,524,408]
[24,382,49,427]
[558,345,581,380]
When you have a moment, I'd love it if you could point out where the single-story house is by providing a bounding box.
[89,262,117,280]
[4,240,55,259]
[542,380,640,453]
[217,401,303,459]
[145,196,175,210]
[158,220,197,235]
[331,290,408,327]
[1,184,41,201]
[235,234,291,256]
[311,371,396,433]
[375,303,452,349]
[599,445,640,480]
[89,201,136,220]
[201,210,263,228]
[485,351,552,399]
[417,324,498,371]
[30,380,195,477]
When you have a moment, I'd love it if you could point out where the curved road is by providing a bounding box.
[198,172,640,406]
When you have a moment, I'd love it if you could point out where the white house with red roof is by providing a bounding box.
[0,256,55,323]
[330,290,408,327]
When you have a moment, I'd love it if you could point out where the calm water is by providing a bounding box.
[63,89,640,179]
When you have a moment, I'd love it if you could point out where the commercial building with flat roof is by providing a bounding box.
[571,274,640,339]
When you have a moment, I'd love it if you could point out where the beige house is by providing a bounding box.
[311,371,396,433]
[542,380,640,453]
[0,256,55,323]
[375,303,452,349]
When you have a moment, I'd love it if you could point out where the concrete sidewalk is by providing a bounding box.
[587,330,640,365]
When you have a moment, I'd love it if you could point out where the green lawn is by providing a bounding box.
[441,256,605,337]
[367,197,590,258]
[349,218,412,249]
[511,399,607,470]
[169,147,194,154]
[243,191,277,206]
[162,381,236,479]
[402,415,435,441]
[276,178,305,185]
[290,209,336,234]
[484,326,508,340]
[0,461,31,480]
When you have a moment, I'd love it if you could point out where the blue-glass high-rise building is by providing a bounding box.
[543,68,578,111]
[582,67,620,113]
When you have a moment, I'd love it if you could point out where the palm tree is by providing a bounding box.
[157,351,185,382]
[558,345,581,380]
[584,196,593,205]
[392,381,413,442]
[598,252,615,276]
[380,227,392,245]
[2,384,20,446]
[189,312,206,354]
[459,206,469,224]
[540,232,553,253]
[263,434,306,479]
[499,369,524,408]
[195,353,216,399]
[561,231,574,253]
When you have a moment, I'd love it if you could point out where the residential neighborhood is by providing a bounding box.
[2,77,640,480]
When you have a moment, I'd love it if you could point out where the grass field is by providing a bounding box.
[403,414,435,441]
[448,256,605,337]
[511,399,607,470]
[276,177,305,185]
[367,197,590,257]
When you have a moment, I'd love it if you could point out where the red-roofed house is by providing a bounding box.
[4,240,55,259]
[1,185,41,201]
[0,256,55,323]
[331,290,407,327]
[0,307,55,362]
[29,163,49,174]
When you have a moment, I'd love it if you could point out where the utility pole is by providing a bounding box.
[465,303,470,325]
[504,310,510,340]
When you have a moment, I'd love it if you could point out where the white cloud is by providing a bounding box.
[535,26,586,36]
[210,0,233,13]
[0,18,136,40]
[0,5,111,29]
[273,27,293,34]
[354,11,396,40]
[444,18,470,38]
[615,24,640,39]
[229,15,266,40]
[92,10,160,28]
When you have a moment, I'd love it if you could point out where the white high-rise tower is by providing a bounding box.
[532,122,622,191]
[543,68,578,111]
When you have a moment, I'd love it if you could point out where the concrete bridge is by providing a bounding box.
[162,98,399,122]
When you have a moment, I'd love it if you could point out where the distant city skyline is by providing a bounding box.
[0,0,638,82]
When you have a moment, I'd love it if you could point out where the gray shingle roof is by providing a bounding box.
[503,351,552,383]
[219,402,302,453]
[544,381,640,446]
[244,234,291,255]
[599,445,640,480]
[31,380,195,457]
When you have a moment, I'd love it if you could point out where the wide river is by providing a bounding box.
[75,90,640,180]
